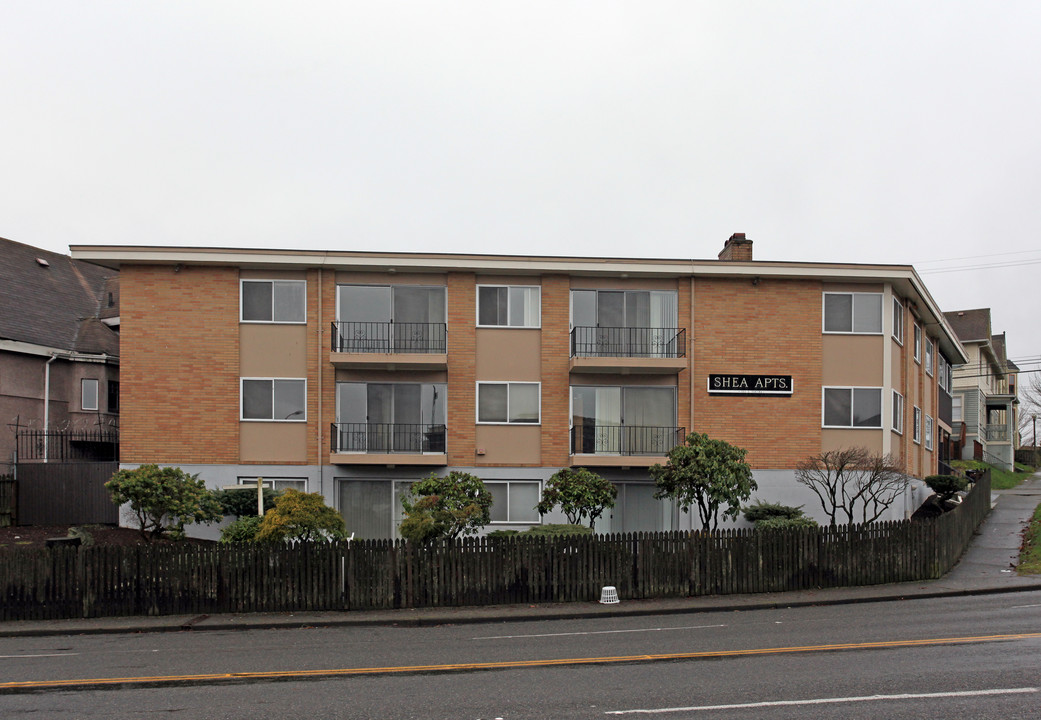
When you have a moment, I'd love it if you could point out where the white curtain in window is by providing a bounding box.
[595,387,621,453]
[649,292,677,357]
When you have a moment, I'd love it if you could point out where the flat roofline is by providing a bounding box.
[69,244,967,364]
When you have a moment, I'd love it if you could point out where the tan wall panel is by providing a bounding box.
[822,335,885,386]
[240,422,309,463]
[821,282,884,294]
[475,329,542,381]
[822,429,883,455]
[569,374,677,387]
[334,370,448,384]
[476,275,543,286]
[475,425,541,466]
[240,325,308,377]
[240,269,307,280]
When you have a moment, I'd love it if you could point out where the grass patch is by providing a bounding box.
[952,460,1035,490]
[1018,502,1041,575]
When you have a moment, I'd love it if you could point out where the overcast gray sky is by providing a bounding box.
[3,2,1039,369]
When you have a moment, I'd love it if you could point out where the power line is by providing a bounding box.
[915,248,1041,266]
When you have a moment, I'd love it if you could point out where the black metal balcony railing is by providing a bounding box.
[331,423,447,454]
[16,429,119,462]
[570,327,686,359]
[570,425,684,456]
[331,322,447,355]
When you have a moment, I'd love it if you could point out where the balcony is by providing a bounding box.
[984,423,1011,443]
[569,424,684,467]
[330,322,447,370]
[569,327,687,374]
[329,422,447,466]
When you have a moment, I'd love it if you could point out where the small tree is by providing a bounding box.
[399,471,492,542]
[924,474,969,504]
[105,464,223,541]
[220,515,264,543]
[255,489,348,543]
[650,433,757,531]
[535,467,617,528]
[794,447,908,527]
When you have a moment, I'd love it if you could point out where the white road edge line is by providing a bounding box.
[473,624,727,640]
[1011,603,1041,609]
[0,653,80,659]
[605,687,1040,714]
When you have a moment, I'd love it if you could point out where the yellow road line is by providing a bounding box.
[3,631,1040,692]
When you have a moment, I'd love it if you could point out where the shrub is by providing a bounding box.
[743,501,806,523]
[213,487,281,517]
[754,516,819,531]
[105,464,223,541]
[255,489,348,543]
[399,472,493,543]
[924,475,969,503]
[536,468,617,528]
[487,524,592,539]
[220,515,264,543]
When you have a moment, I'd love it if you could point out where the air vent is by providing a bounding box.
[36,257,50,267]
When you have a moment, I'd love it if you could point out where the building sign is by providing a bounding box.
[708,374,793,396]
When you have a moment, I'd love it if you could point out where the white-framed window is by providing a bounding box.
[925,338,934,375]
[477,285,540,328]
[892,298,904,344]
[241,378,307,421]
[81,378,99,411]
[892,391,904,434]
[952,395,963,422]
[913,406,921,444]
[477,382,540,424]
[823,387,882,428]
[822,292,883,334]
[487,480,542,524]
[240,279,306,323]
[925,415,933,451]
[238,477,307,492]
[913,324,922,363]
[938,354,950,392]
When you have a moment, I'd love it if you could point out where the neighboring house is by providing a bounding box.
[0,237,120,473]
[71,234,966,536]
[942,309,1018,470]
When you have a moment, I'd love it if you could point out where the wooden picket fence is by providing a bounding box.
[0,473,991,621]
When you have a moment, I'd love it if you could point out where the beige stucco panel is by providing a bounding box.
[822,335,884,386]
[240,269,307,280]
[240,422,309,463]
[821,429,883,455]
[475,425,541,465]
[570,277,680,291]
[335,272,447,285]
[240,325,308,377]
[475,329,541,381]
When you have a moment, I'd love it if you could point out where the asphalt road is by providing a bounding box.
[3,590,1041,719]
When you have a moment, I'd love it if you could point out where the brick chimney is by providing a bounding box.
[718,233,753,261]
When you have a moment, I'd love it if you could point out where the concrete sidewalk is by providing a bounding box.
[3,476,1041,639]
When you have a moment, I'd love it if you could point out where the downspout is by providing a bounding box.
[317,266,324,497]
[43,354,58,463]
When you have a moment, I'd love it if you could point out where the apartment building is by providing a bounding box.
[943,309,1018,470]
[72,236,966,536]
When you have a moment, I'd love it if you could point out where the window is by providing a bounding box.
[892,391,904,434]
[938,354,950,392]
[477,382,540,423]
[913,406,921,444]
[107,380,120,414]
[925,415,933,451]
[241,280,306,323]
[477,285,540,327]
[81,378,99,411]
[487,481,541,523]
[925,339,934,376]
[335,382,446,452]
[241,378,306,421]
[913,324,922,363]
[238,477,307,492]
[952,395,963,422]
[892,298,904,344]
[571,385,678,454]
[822,387,882,428]
[335,285,447,353]
[823,292,882,334]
